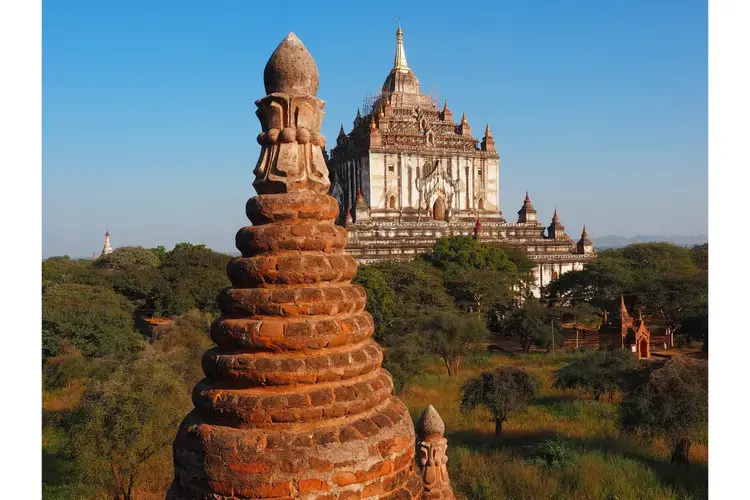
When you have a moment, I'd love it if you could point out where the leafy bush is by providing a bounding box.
[43,345,89,390]
[67,348,192,500]
[529,437,577,467]
[553,348,637,401]
[620,356,708,465]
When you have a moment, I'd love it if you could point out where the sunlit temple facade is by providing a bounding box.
[328,26,595,295]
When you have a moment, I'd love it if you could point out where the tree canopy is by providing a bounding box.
[94,246,161,270]
[42,284,143,360]
[460,366,541,435]
[544,243,708,346]
[619,356,708,465]
[424,311,488,376]
[427,236,517,274]
[553,348,637,401]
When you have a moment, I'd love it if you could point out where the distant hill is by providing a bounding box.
[592,234,708,249]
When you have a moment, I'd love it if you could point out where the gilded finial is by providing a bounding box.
[394,21,409,71]
[485,124,491,136]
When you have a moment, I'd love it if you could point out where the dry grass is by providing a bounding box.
[401,351,708,500]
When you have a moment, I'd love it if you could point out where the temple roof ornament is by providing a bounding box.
[519,192,536,213]
[417,404,445,440]
[382,24,421,95]
[579,225,592,244]
[254,33,329,195]
[547,209,567,239]
[394,23,409,71]
[263,32,319,96]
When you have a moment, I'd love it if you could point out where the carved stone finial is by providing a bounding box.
[416,405,454,499]
[253,33,329,195]
[263,32,319,96]
[417,404,446,439]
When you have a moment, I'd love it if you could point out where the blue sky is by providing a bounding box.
[42,0,707,258]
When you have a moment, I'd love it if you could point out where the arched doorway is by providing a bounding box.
[389,196,396,209]
[433,197,446,221]
[478,198,484,210]
[639,338,649,359]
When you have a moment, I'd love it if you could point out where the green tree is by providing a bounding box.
[501,298,551,353]
[460,366,541,436]
[156,243,231,315]
[382,332,427,393]
[424,311,488,376]
[94,246,161,270]
[620,356,708,465]
[368,259,456,338]
[445,267,515,316]
[544,243,708,345]
[42,256,106,290]
[353,265,395,341]
[42,284,143,360]
[67,350,192,499]
[105,264,165,310]
[691,243,708,271]
[428,236,517,274]
[553,348,637,401]
[151,245,168,263]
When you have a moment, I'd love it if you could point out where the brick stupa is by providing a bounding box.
[168,33,424,499]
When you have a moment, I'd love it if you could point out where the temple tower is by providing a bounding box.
[516,192,538,224]
[576,225,594,254]
[168,33,423,499]
[546,209,567,239]
[101,230,113,255]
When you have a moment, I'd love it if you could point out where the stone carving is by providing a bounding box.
[254,34,329,195]
[416,406,455,499]
[168,33,423,499]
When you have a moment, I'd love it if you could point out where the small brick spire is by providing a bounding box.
[169,32,422,500]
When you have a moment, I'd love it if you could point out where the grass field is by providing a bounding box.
[400,350,708,500]
[42,349,707,499]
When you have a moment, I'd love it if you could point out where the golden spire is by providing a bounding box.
[394,22,409,72]
[485,123,491,136]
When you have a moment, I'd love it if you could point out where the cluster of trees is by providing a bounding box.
[458,349,707,465]
[42,244,229,498]
[545,243,708,349]
[354,236,537,387]
[42,238,709,496]
[42,244,230,362]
